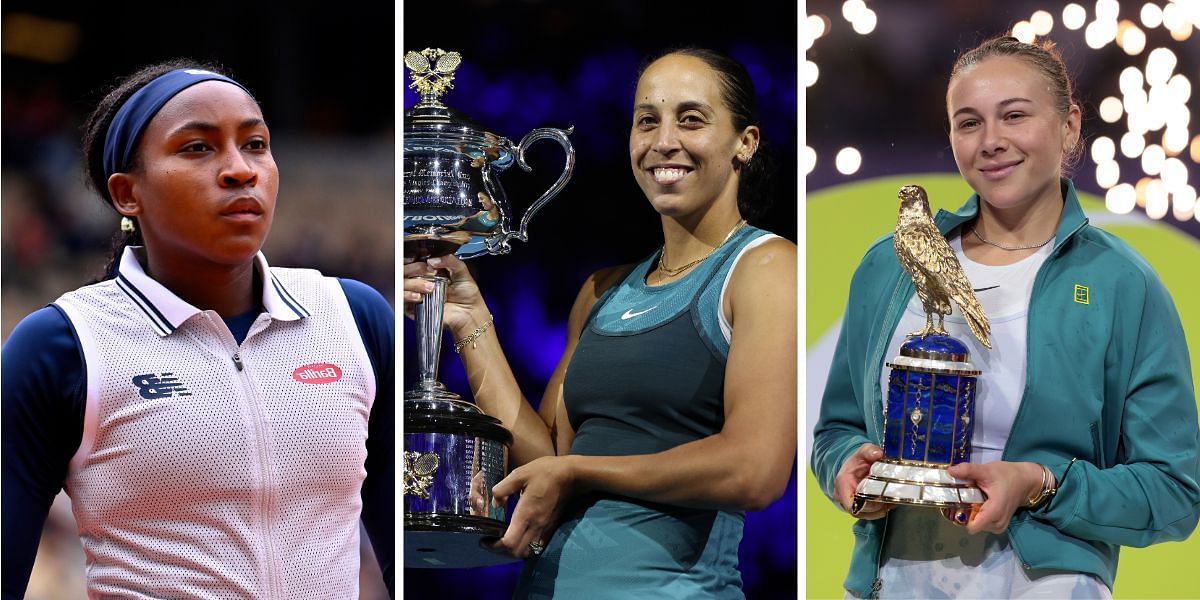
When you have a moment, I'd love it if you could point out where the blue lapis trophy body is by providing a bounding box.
[853,335,985,522]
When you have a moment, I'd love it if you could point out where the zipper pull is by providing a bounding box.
[233,353,244,371]
[870,578,883,598]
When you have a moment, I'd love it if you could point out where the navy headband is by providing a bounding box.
[102,69,253,180]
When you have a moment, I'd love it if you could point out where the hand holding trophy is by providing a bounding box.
[851,185,991,525]
[403,48,574,568]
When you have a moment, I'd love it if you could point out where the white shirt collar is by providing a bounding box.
[113,247,310,337]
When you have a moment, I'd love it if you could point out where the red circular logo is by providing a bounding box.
[292,363,343,384]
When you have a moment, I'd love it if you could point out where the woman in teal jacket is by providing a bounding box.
[811,36,1199,598]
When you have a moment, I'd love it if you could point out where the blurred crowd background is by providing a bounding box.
[402,0,798,598]
[2,2,394,598]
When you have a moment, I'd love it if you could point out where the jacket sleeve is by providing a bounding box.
[810,252,885,506]
[1,306,86,600]
[1033,268,1200,547]
[339,279,395,597]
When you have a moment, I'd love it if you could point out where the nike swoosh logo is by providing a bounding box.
[621,306,658,320]
[973,285,1000,292]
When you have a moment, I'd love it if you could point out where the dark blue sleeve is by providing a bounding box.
[339,278,394,597]
[1,305,86,600]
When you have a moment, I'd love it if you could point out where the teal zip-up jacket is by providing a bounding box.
[811,179,1200,598]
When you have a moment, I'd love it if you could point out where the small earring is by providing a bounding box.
[120,217,136,233]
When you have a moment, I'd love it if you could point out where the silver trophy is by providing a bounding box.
[403,48,575,568]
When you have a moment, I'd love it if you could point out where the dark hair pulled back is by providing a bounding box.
[81,58,229,279]
[640,48,776,224]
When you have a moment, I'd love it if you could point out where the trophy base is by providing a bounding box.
[404,401,516,568]
[405,513,519,568]
[404,380,477,412]
[853,459,984,516]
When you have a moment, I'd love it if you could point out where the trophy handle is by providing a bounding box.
[491,126,575,252]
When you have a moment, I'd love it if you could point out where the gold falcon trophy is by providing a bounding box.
[852,185,992,525]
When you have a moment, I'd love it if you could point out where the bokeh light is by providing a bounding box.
[1167,73,1192,102]
[1096,160,1121,188]
[1096,0,1121,21]
[1145,47,1177,86]
[1031,10,1055,34]
[1085,19,1118,48]
[1163,126,1189,154]
[835,147,862,175]
[1161,156,1189,188]
[803,145,817,175]
[1145,179,1170,219]
[1092,136,1116,162]
[1106,183,1138,214]
[1013,20,1036,43]
[1119,22,1147,54]
[805,14,827,43]
[1141,2,1164,28]
[852,8,878,35]
[1142,143,1166,175]
[1172,184,1197,221]
[1161,1,1187,30]
[1122,131,1148,158]
[842,0,865,22]
[1099,96,1124,122]
[1063,4,1088,30]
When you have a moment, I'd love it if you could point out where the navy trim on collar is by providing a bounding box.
[270,273,311,318]
[114,274,174,336]
[115,247,311,337]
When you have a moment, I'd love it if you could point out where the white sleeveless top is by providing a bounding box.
[55,248,375,599]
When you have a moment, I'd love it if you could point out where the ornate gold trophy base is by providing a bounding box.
[853,460,984,524]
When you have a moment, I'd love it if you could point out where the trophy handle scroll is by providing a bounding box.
[482,126,577,256]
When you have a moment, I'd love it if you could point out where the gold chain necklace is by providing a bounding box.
[971,225,1054,251]
[658,220,747,277]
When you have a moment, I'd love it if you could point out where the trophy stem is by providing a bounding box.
[414,274,449,387]
[405,274,475,409]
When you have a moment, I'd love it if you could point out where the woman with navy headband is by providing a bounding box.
[1,60,394,598]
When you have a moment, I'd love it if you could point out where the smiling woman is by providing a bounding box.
[404,47,796,598]
[811,35,1198,599]
[1,61,394,598]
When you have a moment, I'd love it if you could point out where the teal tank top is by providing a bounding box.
[513,226,771,599]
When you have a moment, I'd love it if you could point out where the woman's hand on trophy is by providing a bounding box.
[489,455,578,559]
[402,254,489,335]
[835,443,894,520]
[946,461,1044,535]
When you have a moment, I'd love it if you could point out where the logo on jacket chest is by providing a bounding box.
[132,373,193,399]
[292,362,343,384]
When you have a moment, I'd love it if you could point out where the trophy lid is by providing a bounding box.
[404,48,515,169]
[887,333,980,375]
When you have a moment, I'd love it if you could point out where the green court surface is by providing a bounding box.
[805,174,1200,598]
